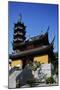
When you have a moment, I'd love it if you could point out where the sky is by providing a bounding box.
[8,1,58,54]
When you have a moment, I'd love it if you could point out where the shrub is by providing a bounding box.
[46,76,55,84]
[29,61,41,71]
[27,79,36,87]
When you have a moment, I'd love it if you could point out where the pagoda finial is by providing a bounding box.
[18,14,22,22]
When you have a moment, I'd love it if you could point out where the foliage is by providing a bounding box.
[46,76,56,84]
[29,61,41,71]
[27,79,36,87]
[16,80,20,88]
[28,61,47,84]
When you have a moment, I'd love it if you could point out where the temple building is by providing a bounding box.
[9,16,55,69]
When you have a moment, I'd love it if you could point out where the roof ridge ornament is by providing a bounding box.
[51,36,55,48]
[44,26,49,36]
[52,36,55,44]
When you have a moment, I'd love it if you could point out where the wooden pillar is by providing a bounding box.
[22,56,33,69]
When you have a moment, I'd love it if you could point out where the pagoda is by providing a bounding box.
[13,15,26,52]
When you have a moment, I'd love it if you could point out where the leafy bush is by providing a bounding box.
[27,79,36,87]
[46,76,55,84]
[16,80,20,88]
[29,61,41,71]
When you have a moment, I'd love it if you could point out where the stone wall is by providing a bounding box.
[34,63,52,80]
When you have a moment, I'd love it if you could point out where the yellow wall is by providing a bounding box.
[34,54,48,64]
[11,54,48,68]
[11,60,22,68]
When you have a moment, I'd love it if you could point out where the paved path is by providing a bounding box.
[9,70,22,89]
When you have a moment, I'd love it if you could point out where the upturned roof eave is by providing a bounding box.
[9,44,53,59]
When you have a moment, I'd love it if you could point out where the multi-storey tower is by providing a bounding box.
[13,15,26,52]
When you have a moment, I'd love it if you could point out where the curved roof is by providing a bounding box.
[9,44,53,59]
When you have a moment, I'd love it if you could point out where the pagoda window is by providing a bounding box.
[14,32,23,36]
[14,33,17,35]
[14,38,17,41]
[18,38,23,41]
[18,32,23,35]
[18,26,23,29]
[15,26,23,30]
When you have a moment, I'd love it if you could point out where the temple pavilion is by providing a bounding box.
[9,16,55,69]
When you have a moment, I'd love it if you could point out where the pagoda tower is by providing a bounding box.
[13,15,26,52]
